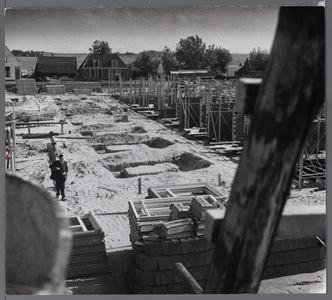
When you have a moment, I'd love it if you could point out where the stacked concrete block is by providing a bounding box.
[128,235,214,294]
[16,79,36,95]
[263,237,326,279]
[128,184,226,294]
[66,213,110,279]
[46,85,66,95]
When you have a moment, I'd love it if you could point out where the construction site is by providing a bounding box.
[4,5,327,295]
[5,72,326,294]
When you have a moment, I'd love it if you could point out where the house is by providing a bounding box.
[5,46,21,82]
[226,64,242,78]
[77,53,132,81]
[235,58,267,78]
[33,56,77,81]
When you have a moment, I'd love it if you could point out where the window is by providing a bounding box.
[5,55,7,62]
[5,67,10,77]
[93,59,99,68]
[111,60,118,68]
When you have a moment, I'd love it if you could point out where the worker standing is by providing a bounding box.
[49,154,68,201]
[48,142,62,164]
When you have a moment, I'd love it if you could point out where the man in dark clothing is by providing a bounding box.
[49,154,68,201]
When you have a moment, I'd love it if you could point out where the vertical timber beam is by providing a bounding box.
[204,7,325,294]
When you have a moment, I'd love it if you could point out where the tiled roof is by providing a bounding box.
[35,56,77,73]
[79,53,128,68]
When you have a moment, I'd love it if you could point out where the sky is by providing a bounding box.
[5,6,280,54]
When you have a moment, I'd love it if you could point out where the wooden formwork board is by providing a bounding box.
[147,183,226,201]
[129,196,195,221]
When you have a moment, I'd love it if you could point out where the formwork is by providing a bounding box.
[67,213,110,279]
[180,97,205,129]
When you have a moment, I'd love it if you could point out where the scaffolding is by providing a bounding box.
[295,117,326,190]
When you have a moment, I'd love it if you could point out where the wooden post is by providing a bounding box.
[108,69,111,95]
[129,79,133,104]
[204,7,325,294]
[138,178,142,195]
[316,117,321,158]
[173,262,203,294]
[7,125,13,170]
[298,147,304,190]
[11,106,16,171]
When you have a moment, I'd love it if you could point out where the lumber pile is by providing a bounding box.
[66,213,110,279]
[127,183,226,294]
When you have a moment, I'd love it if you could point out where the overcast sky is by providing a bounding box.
[5,6,280,54]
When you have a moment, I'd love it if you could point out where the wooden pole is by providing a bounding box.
[204,7,325,294]
[298,147,304,190]
[316,117,321,158]
[173,262,203,294]
[12,106,16,171]
[108,70,110,95]
[130,78,133,104]
[138,178,142,195]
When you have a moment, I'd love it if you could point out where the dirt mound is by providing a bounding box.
[81,123,115,131]
[90,133,148,145]
[120,163,179,178]
[131,126,147,134]
[173,152,212,171]
[115,115,129,122]
[144,137,174,149]
[100,146,173,172]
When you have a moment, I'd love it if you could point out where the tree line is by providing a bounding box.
[11,37,269,79]
[90,36,269,78]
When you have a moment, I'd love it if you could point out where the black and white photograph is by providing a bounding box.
[3,0,327,296]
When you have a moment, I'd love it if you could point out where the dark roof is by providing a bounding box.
[79,53,128,69]
[236,59,266,76]
[35,56,77,73]
[247,60,266,72]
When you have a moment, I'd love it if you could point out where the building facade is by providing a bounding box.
[78,53,132,81]
[5,46,21,82]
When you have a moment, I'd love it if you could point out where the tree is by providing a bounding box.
[175,35,206,69]
[249,47,269,62]
[204,46,232,73]
[89,40,111,55]
[132,51,161,77]
[214,47,233,73]
[161,46,178,75]
[204,45,217,69]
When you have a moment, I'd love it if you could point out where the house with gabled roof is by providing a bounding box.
[5,46,21,82]
[33,56,77,81]
[235,58,267,78]
[78,53,132,81]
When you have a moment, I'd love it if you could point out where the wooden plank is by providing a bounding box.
[173,262,203,294]
[204,7,325,294]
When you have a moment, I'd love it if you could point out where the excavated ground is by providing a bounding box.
[6,92,326,294]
